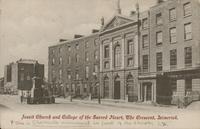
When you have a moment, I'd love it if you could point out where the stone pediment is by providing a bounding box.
[102,15,134,31]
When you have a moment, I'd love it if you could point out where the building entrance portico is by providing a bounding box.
[141,82,152,102]
[75,83,81,96]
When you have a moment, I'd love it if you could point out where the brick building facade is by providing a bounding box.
[48,0,200,105]
[48,33,100,98]
[138,0,200,105]
[4,59,44,95]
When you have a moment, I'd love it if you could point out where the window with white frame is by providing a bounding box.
[142,35,148,48]
[104,61,109,69]
[170,49,177,69]
[94,50,98,60]
[142,18,148,29]
[184,23,192,40]
[156,31,163,45]
[52,58,55,65]
[85,41,89,48]
[127,58,133,66]
[185,47,192,67]
[169,8,176,21]
[59,69,62,80]
[75,71,79,80]
[184,2,191,16]
[85,66,89,79]
[59,57,62,65]
[67,70,71,80]
[127,39,134,54]
[114,45,121,67]
[156,52,162,71]
[94,39,98,46]
[170,27,177,43]
[85,52,89,61]
[156,13,162,25]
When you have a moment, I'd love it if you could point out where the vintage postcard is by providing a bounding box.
[0,0,200,129]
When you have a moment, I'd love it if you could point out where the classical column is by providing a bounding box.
[153,80,157,102]
[151,83,154,102]
[137,82,141,101]
[110,40,113,70]
[121,36,125,69]
[144,85,147,101]
[134,35,139,68]
[100,42,103,72]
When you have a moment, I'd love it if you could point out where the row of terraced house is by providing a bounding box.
[48,0,200,105]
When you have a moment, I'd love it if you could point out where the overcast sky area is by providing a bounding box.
[0,0,157,78]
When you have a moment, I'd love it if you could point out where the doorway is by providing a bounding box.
[142,82,152,102]
[114,78,120,99]
[75,83,80,96]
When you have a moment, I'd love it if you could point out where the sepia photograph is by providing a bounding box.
[0,0,200,129]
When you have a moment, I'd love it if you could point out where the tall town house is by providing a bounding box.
[48,0,200,105]
[139,0,200,105]
[4,59,44,95]
[48,33,100,98]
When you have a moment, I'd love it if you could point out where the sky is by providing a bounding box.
[0,0,156,78]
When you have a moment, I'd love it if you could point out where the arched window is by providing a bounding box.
[103,76,109,98]
[114,75,121,99]
[75,54,79,63]
[114,45,121,67]
[59,57,62,65]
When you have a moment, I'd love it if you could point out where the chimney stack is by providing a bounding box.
[157,0,164,4]
[92,29,99,33]
[74,34,84,39]
[59,39,67,42]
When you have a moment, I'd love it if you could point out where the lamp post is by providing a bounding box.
[69,81,72,102]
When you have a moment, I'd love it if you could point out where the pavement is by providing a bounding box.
[187,100,200,110]
[55,97,178,111]
[0,95,200,129]
[0,94,200,113]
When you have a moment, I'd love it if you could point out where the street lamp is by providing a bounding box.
[92,72,101,104]
[69,81,72,102]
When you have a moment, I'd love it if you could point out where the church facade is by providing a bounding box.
[99,15,139,102]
